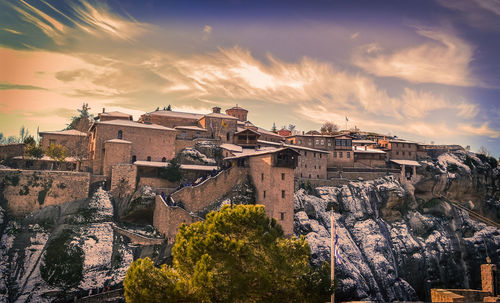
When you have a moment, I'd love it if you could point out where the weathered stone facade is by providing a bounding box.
[225,105,248,121]
[153,195,201,242]
[378,139,418,160]
[89,120,176,174]
[295,148,328,179]
[0,143,25,161]
[110,164,137,198]
[103,139,132,177]
[248,152,296,235]
[0,169,90,216]
[39,129,88,158]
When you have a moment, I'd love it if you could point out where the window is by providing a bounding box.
[261,173,264,181]
[282,190,285,198]
[162,157,166,162]
[304,151,307,156]
[181,131,186,139]
[300,173,303,177]
[347,152,350,158]
[314,165,316,169]
[320,154,322,159]
[281,173,285,180]
[320,139,324,145]
[147,156,151,161]
[131,155,136,163]
[298,140,302,144]
[328,141,332,146]
[339,152,343,158]
[314,152,316,158]
[263,190,266,198]
[402,151,405,156]
[226,133,230,141]
[396,151,399,155]
[317,174,319,178]
[280,212,285,220]
[196,132,200,138]
[319,165,321,169]
[409,152,412,156]
[334,152,337,157]
[117,130,123,139]
[305,164,307,168]
[308,140,312,146]
[309,174,311,178]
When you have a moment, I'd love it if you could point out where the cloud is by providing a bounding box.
[0,82,45,90]
[352,29,476,87]
[202,25,212,41]
[459,123,500,138]
[456,103,479,118]
[350,32,359,39]
[2,28,22,35]
[7,0,147,46]
[437,0,500,30]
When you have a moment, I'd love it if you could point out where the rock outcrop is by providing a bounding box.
[295,174,500,302]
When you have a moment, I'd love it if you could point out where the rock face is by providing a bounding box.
[0,188,163,302]
[294,175,500,302]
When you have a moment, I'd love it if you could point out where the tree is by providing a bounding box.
[124,205,331,303]
[271,122,277,133]
[288,124,296,132]
[66,103,92,132]
[19,126,30,142]
[166,104,172,111]
[478,146,491,157]
[46,143,66,169]
[24,135,43,158]
[320,122,339,135]
[158,158,183,182]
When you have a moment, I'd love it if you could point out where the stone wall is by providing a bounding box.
[431,289,465,302]
[138,177,177,191]
[295,177,349,189]
[112,226,165,245]
[0,143,25,161]
[110,164,137,198]
[175,139,196,154]
[295,149,328,179]
[327,171,395,181]
[103,140,131,177]
[171,167,247,212]
[249,154,295,235]
[153,195,201,242]
[0,169,90,216]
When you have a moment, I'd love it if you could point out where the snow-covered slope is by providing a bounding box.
[295,176,500,302]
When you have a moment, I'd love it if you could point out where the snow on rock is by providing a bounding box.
[180,148,216,164]
[295,176,500,302]
[88,187,114,221]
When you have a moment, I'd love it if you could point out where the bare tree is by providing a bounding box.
[320,122,339,135]
[288,124,296,131]
[478,146,491,157]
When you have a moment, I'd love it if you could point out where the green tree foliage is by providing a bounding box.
[124,205,331,303]
[24,136,43,159]
[66,103,92,132]
[159,158,183,182]
[40,229,84,289]
[46,143,67,162]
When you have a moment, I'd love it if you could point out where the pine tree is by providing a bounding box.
[124,205,331,302]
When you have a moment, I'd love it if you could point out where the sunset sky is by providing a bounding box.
[0,0,499,155]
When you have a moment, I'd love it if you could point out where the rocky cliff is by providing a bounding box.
[295,151,500,302]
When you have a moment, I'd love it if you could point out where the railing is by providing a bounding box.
[440,196,500,229]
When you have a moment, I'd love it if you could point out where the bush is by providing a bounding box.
[40,229,84,289]
[159,158,182,182]
[447,163,459,173]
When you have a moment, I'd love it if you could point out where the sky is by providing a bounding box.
[0,0,499,155]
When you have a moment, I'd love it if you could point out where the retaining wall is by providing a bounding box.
[113,226,165,246]
[171,167,247,212]
[153,195,201,242]
[0,169,90,216]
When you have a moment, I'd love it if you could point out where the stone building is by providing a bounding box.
[88,119,177,175]
[98,110,133,121]
[198,107,238,142]
[39,129,88,157]
[139,110,204,128]
[352,146,387,168]
[286,134,354,168]
[278,128,292,137]
[0,143,25,161]
[225,104,248,121]
[174,126,209,140]
[257,140,328,180]
[378,138,418,160]
[225,147,299,235]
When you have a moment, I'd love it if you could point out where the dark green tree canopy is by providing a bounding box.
[124,205,331,303]
[66,103,92,132]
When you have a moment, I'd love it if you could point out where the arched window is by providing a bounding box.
[117,130,123,139]
[162,157,166,162]
[131,155,136,163]
[226,132,230,141]
[147,156,151,161]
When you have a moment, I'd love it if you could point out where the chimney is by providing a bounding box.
[481,264,497,296]
[102,108,105,113]
[212,106,221,113]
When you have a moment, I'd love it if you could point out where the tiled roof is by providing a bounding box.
[97,119,175,131]
[39,129,87,136]
[148,110,204,119]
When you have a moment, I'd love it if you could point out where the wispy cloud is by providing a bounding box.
[352,29,476,87]
[459,123,500,138]
[2,28,22,35]
[0,82,45,90]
